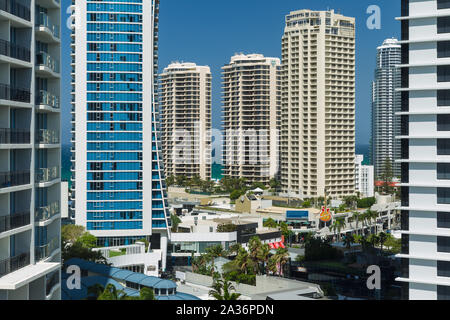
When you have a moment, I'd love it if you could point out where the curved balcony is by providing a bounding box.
[35,166,59,184]
[36,90,59,111]
[0,83,30,104]
[0,0,31,22]
[36,129,59,146]
[35,236,59,261]
[0,171,30,189]
[36,52,59,77]
[0,252,30,277]
[45,270,60,297]
[0,211,30,234]
[0,39,30,63]
[35,201,59,223]
[0,128,30,145]
[35,12,59,42]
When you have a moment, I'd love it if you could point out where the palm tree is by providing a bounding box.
[227,243,242,257]
[343,234,354,249]
[97,284,128,300]
[248,236,262,274]
[87,283,105,300]
[379,232,388,252]
[205,245,226,275]
[258,243,271,275]
[209,276,241,300]
[352,211,363,235]
[234,247,254,275]
[272,248,289,277]
[331,217,346,241]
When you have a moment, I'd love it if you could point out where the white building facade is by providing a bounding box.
[222,54,281,185]
[396,0,450,300]
[70,0,171,270]
[0,0,61,300]
[280,9,356,199]
[159,63,212,181]
[371,38,402,179]
[355,155,374,198]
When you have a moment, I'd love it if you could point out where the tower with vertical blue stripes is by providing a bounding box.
[70,0,170,270]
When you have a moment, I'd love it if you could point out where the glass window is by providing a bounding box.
[438,139,450,155]
[438,236,450,253]
[438,90,450,107]
[438,188,450,204]
[438,285,450,300]
[438,115,450,131]
[438,212,450,229]
[438,164,450,180]
[438,65,450,82]
[438,16,450,34]
[438,0,450,10]
[438,41,450,58]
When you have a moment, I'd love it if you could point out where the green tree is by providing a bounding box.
[176,175,187,187]
[216,223,237,233]
[166,175,175,186]
[230,190,243,201]
[330,218,346,241]
[379,232,388,252]
[78,232,97,249]
[343,234,354,249]
[138,287,156,300]
[62,241,108,265]
[269,178,281,192]
[271,248,289,276]
[263,218,278,229]
[380,157,394,194]
[205,245,227,275]
[97,284,128,300]
[171,214,181,233]
[209,275,241,300]
[62,225,86,245]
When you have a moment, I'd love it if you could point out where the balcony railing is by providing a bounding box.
[0,83,30,103]
[0,39,30,62]
[36,12,60,39]
[0,128,30,144]
[36,166,59,183]
[36,90,59,109]
[0,212,30,233]
[0,0,31,21]
[36,52,59,73]
[0,171,30,189]
[46,270,60,296]
[35,201,59,222]
[36,129,59,145]
[35,236,59,261]
[0,252,30,277]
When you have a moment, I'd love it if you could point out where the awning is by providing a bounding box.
[269,241,285,249]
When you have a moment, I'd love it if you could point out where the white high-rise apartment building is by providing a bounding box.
[222,54,281,185]
[280,9,356,199]
[159,63,212,181]
[70,0,171,270]
[396,0,450,300]
[0,0,61,300]
[371,38,402,179]
[355,155,374,198]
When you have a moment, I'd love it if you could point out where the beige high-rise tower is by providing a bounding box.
[280,9,356,199]
[222,54,281,185]
[159,63,212,180]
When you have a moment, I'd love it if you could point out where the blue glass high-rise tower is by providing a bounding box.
[70,0,171,270]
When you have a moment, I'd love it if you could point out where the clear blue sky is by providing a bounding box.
[60,0,400,147]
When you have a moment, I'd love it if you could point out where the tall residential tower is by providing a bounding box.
[397,0,450,300]
[70,0,171,269]
[371,38,402,179]
[159,63,212,181]
[222,54,281,185]
[0,0,61,300]
[280,9,356,199]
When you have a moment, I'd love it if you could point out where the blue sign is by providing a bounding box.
[286,210,308,220]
